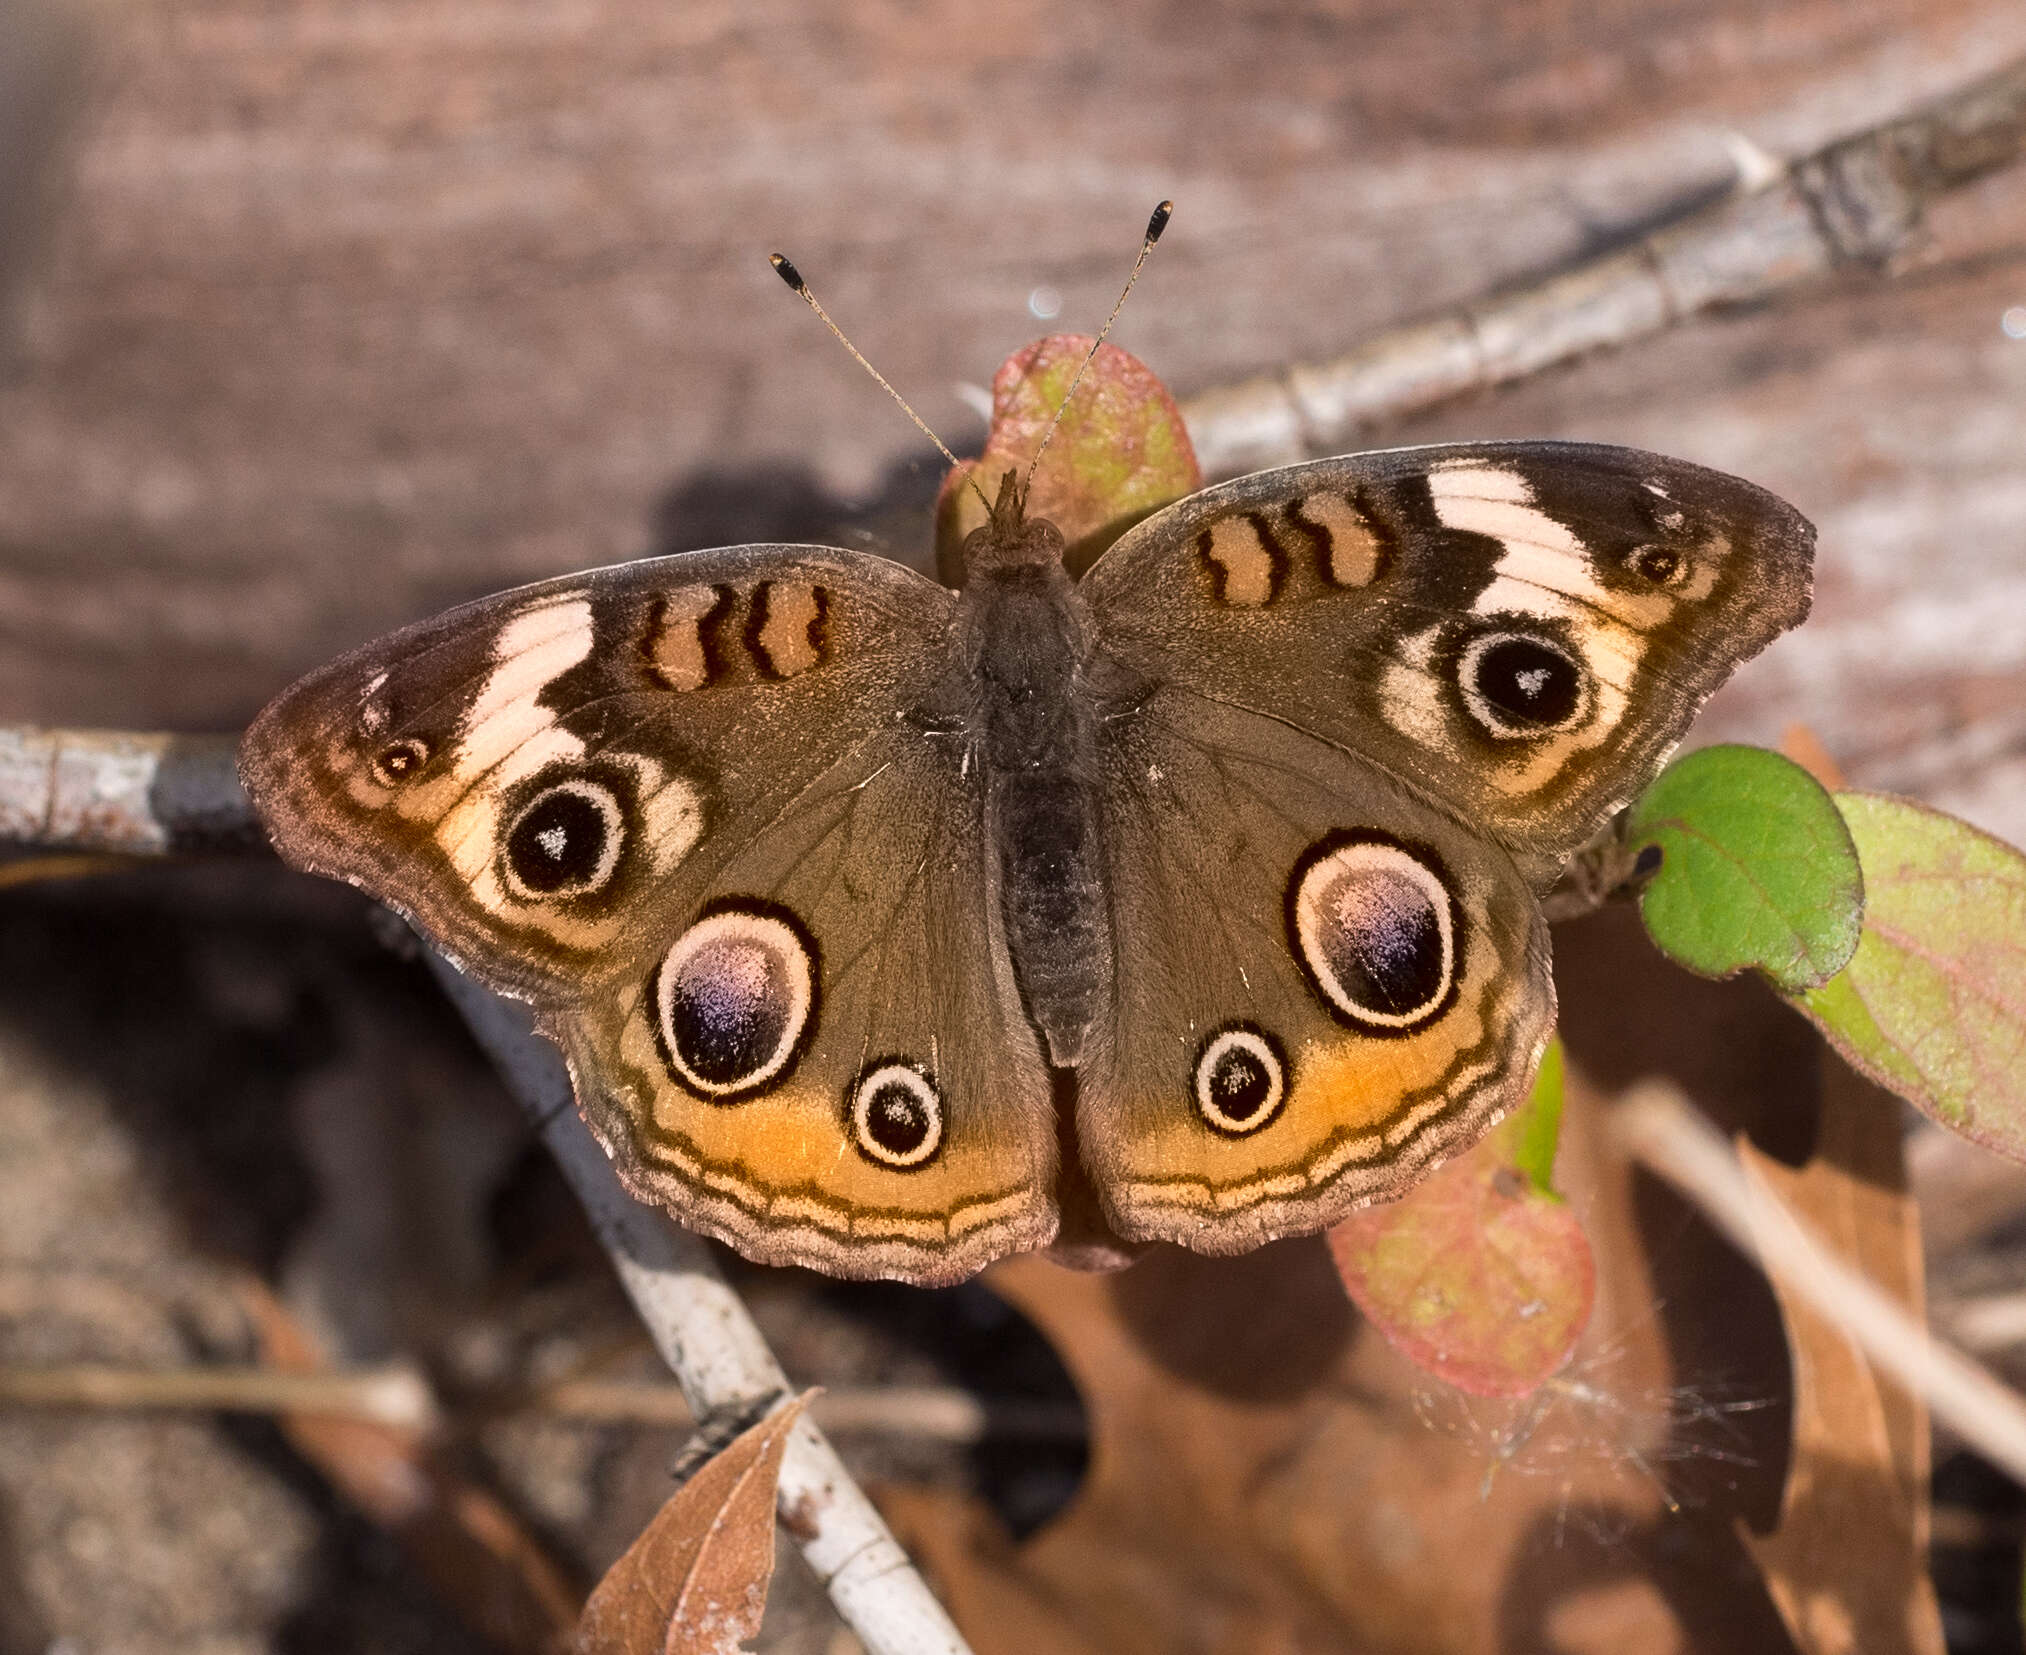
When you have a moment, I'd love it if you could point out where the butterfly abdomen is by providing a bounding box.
[962,551,1112,1067]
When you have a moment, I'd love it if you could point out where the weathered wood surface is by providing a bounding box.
[2,0,2025,848]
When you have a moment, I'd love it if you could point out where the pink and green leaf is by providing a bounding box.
[935,334,1201,582]
[1327,1041,1594,1398]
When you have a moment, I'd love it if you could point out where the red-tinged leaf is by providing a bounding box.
[1327,1052,1595,1398]
[935,334,1201,582]
[575,1392,813,1655]
[1794,793,2026,1159]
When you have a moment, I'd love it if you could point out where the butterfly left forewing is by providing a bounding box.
[1079,685,1552,1250]
[242,547,958,999]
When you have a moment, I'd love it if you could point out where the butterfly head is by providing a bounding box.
[960,466,1067,581]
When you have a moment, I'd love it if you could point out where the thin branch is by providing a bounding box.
[537,1379,1086,1443]
[422,952,975,1655]
[1614,1081,2026,1488]
[1936,1293,2026,1355]
[1179,53,2026,477]
[0,1362,1087,1442]
[0,726,257,855]
[0,1360,440,1429]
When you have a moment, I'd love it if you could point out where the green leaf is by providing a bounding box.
[1507,1036,1566,1199]
[1794,793,2026,1159]
[934,334,1201,584]
[1326,1066,1595,1399]
[1625,744,1863,993]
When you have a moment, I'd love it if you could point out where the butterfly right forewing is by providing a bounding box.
[242,544,1062,1285]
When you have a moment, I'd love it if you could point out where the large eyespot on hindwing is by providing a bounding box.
[1454,626,1590,740]
[1286,831,1461,1036]
[499,777,626,900]
[848,1060,945,1169]
[653,902,818,1100]
[1192,1023,1288,1137]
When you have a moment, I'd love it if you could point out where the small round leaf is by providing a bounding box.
[1625,744,1863,993]
[935,334,1201,583]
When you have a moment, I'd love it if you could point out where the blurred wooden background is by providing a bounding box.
[2,0,2024,842]
[3,5,2026,1651]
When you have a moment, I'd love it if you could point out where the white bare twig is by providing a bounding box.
[1613,1081,2026,1488]
[424,952,975,1655]
[0,725,252,853]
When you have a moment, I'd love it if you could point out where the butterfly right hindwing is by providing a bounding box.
[241,544,1061,1285]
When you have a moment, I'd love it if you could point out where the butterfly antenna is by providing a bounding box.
[1022,200,1173,495]
[769,252,994,518]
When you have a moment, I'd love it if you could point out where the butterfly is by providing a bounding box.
[240,440,1812,1285]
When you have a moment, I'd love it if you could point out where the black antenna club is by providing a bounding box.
[1021,200,1176,494]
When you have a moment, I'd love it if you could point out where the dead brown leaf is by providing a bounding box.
[574,1391,812,1655]
[882,1071,1798,1654]
[1735,1059,1946,1655]
[239,1277,583,1653]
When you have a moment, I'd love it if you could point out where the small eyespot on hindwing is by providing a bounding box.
[1192,1024,1288,1136]
[848,1061,945,1169]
